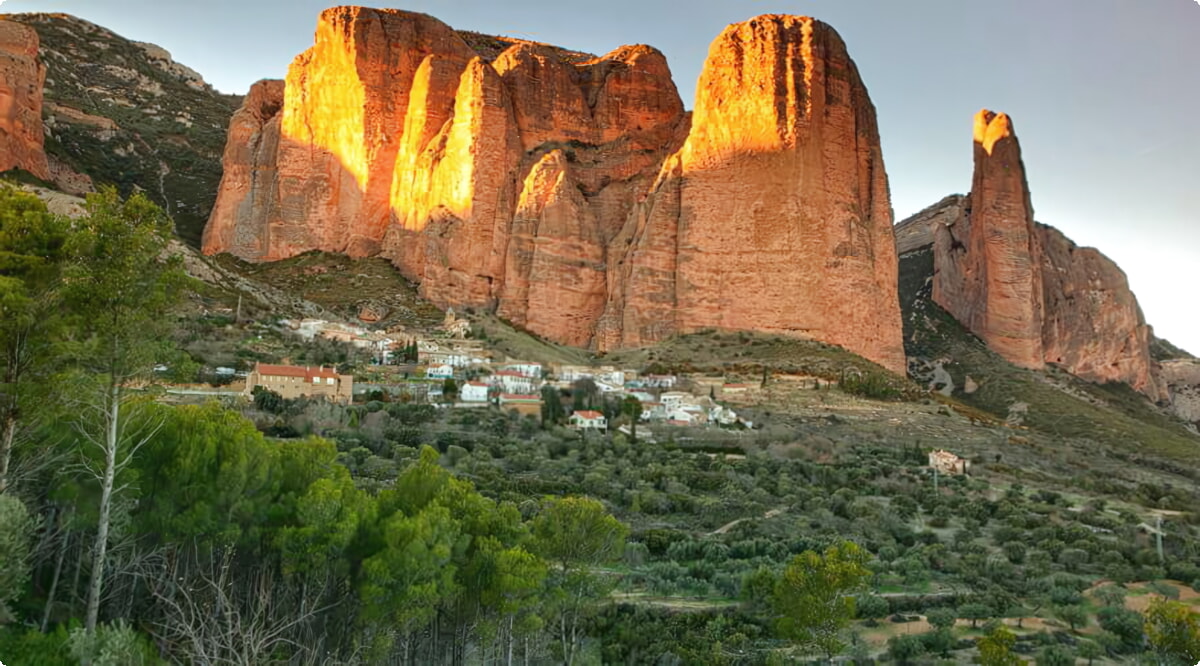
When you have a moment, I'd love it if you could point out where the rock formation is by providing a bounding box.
[932,110,1044,370]
[0,20,49,179]
[1160,359,1200,425]
[1038,225,1165,401]
[599,15,906,373]
[910,109,1166,400]
[204,9,908,372]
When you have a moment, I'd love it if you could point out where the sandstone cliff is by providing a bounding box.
[0,20,49,179]
[600,15,906,373]
[204,9,907,372]
[904,110,1166,400]
[932,110,1044,370]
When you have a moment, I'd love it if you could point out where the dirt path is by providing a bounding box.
[708,507,786,536]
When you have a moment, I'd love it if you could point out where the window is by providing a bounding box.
[313,377,320,384]
[326,377,335,385]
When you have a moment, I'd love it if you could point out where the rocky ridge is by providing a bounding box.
[203,8,906,372]
[896,110,1167,402]
[1,12,241,245]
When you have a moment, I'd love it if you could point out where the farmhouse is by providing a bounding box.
[244,363,353,404]
[570,410,607,430]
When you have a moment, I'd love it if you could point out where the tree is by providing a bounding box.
[1055,604,1088,632]
[443,377,458,401]
[620,395,642,443]
[1076,639,1104,666]
[771,540,871,659]
[1036,645,1074,666]
[0,494,36,622]
[540,385,564,426]
[960,602,992,629]
[926,607,957,631]
[856,594,890,625]
[977,625,1021,666]
[62,188,183,640]
[1144,597,1200,665]
[886,633,924,664]
[1097,605,1145,653]
[0,185,68,493]
[531,496,628,666]
[570,378,598,412]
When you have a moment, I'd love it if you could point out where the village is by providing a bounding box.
[167,307,759,436]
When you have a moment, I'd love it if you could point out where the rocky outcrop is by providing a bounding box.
[600,15,906,373]
[1038,225,1166,401]
[5,12,241,245]
[932,110,1044,370]
[204,10,908,372]
[1160,359,1200,425]
[908,109,1167,400]
[201,79,284,257]
[0,20,49,179]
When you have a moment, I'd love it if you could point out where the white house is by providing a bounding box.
[426,364,454,380]
[460,381,490,403]
[490,370,538,394]
[570,410,607,430]
[660,391,691,411]
[501,362,543,379]
[709,405,740,426]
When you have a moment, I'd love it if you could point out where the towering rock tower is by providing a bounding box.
[928,109,1166,400]
[933,110,1045,369]
[600,15,906,373]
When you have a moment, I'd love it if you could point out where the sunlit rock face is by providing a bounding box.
[933,110,1045,370]
[205,10,909,371]
[0,21,49,179]
[599,15,906,373]
[923,109,1166,400]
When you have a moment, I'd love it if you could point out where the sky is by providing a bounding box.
[2,0,1198,354]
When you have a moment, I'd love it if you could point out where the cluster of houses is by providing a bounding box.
[231,314,758,431]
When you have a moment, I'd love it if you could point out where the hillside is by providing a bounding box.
[2,12,240,246]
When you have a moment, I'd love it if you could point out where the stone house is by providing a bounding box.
[928,449,969,475]
[244,363,353,404]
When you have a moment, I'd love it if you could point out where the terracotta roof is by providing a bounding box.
[255,363,341,381]
[467,381,490,388]
[574,410,604,419]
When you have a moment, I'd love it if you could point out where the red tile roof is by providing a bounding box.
[255,363,341,381]
[574,410,604,419]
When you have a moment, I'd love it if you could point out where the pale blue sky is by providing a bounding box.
[3,0,1198,353]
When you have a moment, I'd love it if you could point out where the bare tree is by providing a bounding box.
[150,547,333,665]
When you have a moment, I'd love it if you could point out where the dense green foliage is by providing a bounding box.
[1,185,1199,663]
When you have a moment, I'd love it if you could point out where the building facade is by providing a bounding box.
[244,363,353,404]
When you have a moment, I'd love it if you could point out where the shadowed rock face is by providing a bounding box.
[911,109,1167,401]
[203,9,907,371]
[0,21,49,179]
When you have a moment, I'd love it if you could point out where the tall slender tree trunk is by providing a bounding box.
[84,382,120,638]
[0,411,16,493]
[42,520,69,631]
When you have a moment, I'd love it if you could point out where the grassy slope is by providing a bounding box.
[899,246,1198,464]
